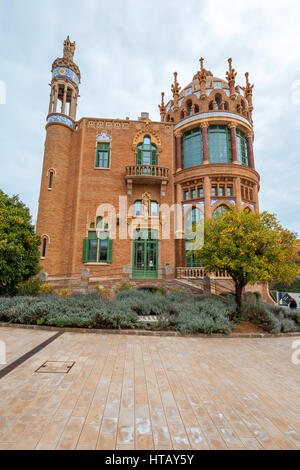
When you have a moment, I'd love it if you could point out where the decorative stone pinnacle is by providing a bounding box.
[198,57,207,82]
[158,92,166,118]
[244,72,254,95]
[171,72,181,97]
[63,35,76,62]
[226,58,237,83]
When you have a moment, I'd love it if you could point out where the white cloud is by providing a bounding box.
[0,0,299,235]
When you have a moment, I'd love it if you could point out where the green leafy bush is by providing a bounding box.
[16,278,42,296]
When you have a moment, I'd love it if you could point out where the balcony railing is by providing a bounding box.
[126,165,169,179]
[125,165,169,197]
[176,267,231,279]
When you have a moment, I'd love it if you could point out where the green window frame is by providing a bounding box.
[82,231,113,263]
[185,241,202,267]
[182,127,203,169]
[136,136,157,165]
[96,143,110,168]
[208,125,232,163]
[236,129,249,166]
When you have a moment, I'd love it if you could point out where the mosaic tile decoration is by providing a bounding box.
[47,114,74,128]
[97,131,111,142]
[242,201,255,210]
[52,67,80,86]
[182,201,205,211]
[175,111,252,129]
[211,199,236,207]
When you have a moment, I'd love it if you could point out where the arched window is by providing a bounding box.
[134,200,143,216]
[42,237,47,258]
[213,205,231,217]
[166,115,170,122]
[209,101,213,110]
[137,136,157,165]
[208,125,232,163]
[186,100,193,116]
[150,201,159,216]
[236,129,249,166]
[215,94,222,110]
[48,170,54,189]
[180,110,185,120]
[182,127,203,169]
[224,101,229,111]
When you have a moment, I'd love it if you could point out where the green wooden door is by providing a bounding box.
[132,230,158,279]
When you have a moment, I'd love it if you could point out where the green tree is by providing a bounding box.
[0,190,41,296]
[194,210,300,310]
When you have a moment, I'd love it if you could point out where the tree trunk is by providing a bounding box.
[235,283,245,312]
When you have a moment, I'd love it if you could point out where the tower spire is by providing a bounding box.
[226,58,237,100]
[158,92,166,121]
[171,72,181,109]
[198,57,207,99]
[241,72,254,114]
[63,35,76,62]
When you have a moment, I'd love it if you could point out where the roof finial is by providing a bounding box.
[197,58,207,99]
[226,58,237,100]
[158,92,166,121]
[241,72,254,113]
[171,72,181,109]
[63,36,76,62]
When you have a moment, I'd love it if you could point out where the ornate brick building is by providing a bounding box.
[37,38,263,295]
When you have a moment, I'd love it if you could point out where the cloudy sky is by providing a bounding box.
[0,0,300,234]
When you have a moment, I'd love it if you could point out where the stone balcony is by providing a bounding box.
[125,165,169,197]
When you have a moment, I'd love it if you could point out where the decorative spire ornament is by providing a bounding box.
[158,92,166,121]
[198,57,207,100]
[226,58,237,100]
[241,72,254,111]
[171,72,181,109]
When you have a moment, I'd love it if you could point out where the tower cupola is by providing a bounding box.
[47,36,80,128]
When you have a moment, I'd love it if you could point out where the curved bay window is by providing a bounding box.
[236,129,249,166]
[137,136,157,165]
[182,127,203,169]
[208,125,232,163]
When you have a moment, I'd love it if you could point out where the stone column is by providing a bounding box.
[253,184,260,212]
[62,86,67,115]
[228,123,238,163]
[175,134,182,171]
[201,122,209,164]
[234,176,242,210]
[247,133,255,169]
[204,176,211,218]
[53,85,58,113]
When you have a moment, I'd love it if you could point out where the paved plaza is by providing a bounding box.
[0,326,300,450]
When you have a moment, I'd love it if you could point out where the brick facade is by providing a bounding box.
[36,39,268,300]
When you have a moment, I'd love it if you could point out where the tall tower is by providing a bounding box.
[36,37,80,275]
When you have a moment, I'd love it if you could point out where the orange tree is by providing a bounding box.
[194,210,300,310]
[0,191,41,296]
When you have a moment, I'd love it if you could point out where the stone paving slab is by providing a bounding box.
[0,328,300,450]
[0,327,55,371]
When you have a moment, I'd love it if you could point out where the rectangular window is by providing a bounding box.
[219,186,225,197]
[83,232,113,263]
[96,143,110,168]
[227,186,232,197]
[191,189,196,199]
[211,186,217,197]
[198,187,204,198]
[184,190,189,201]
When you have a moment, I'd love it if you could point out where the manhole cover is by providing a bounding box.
[35,361,75,374]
